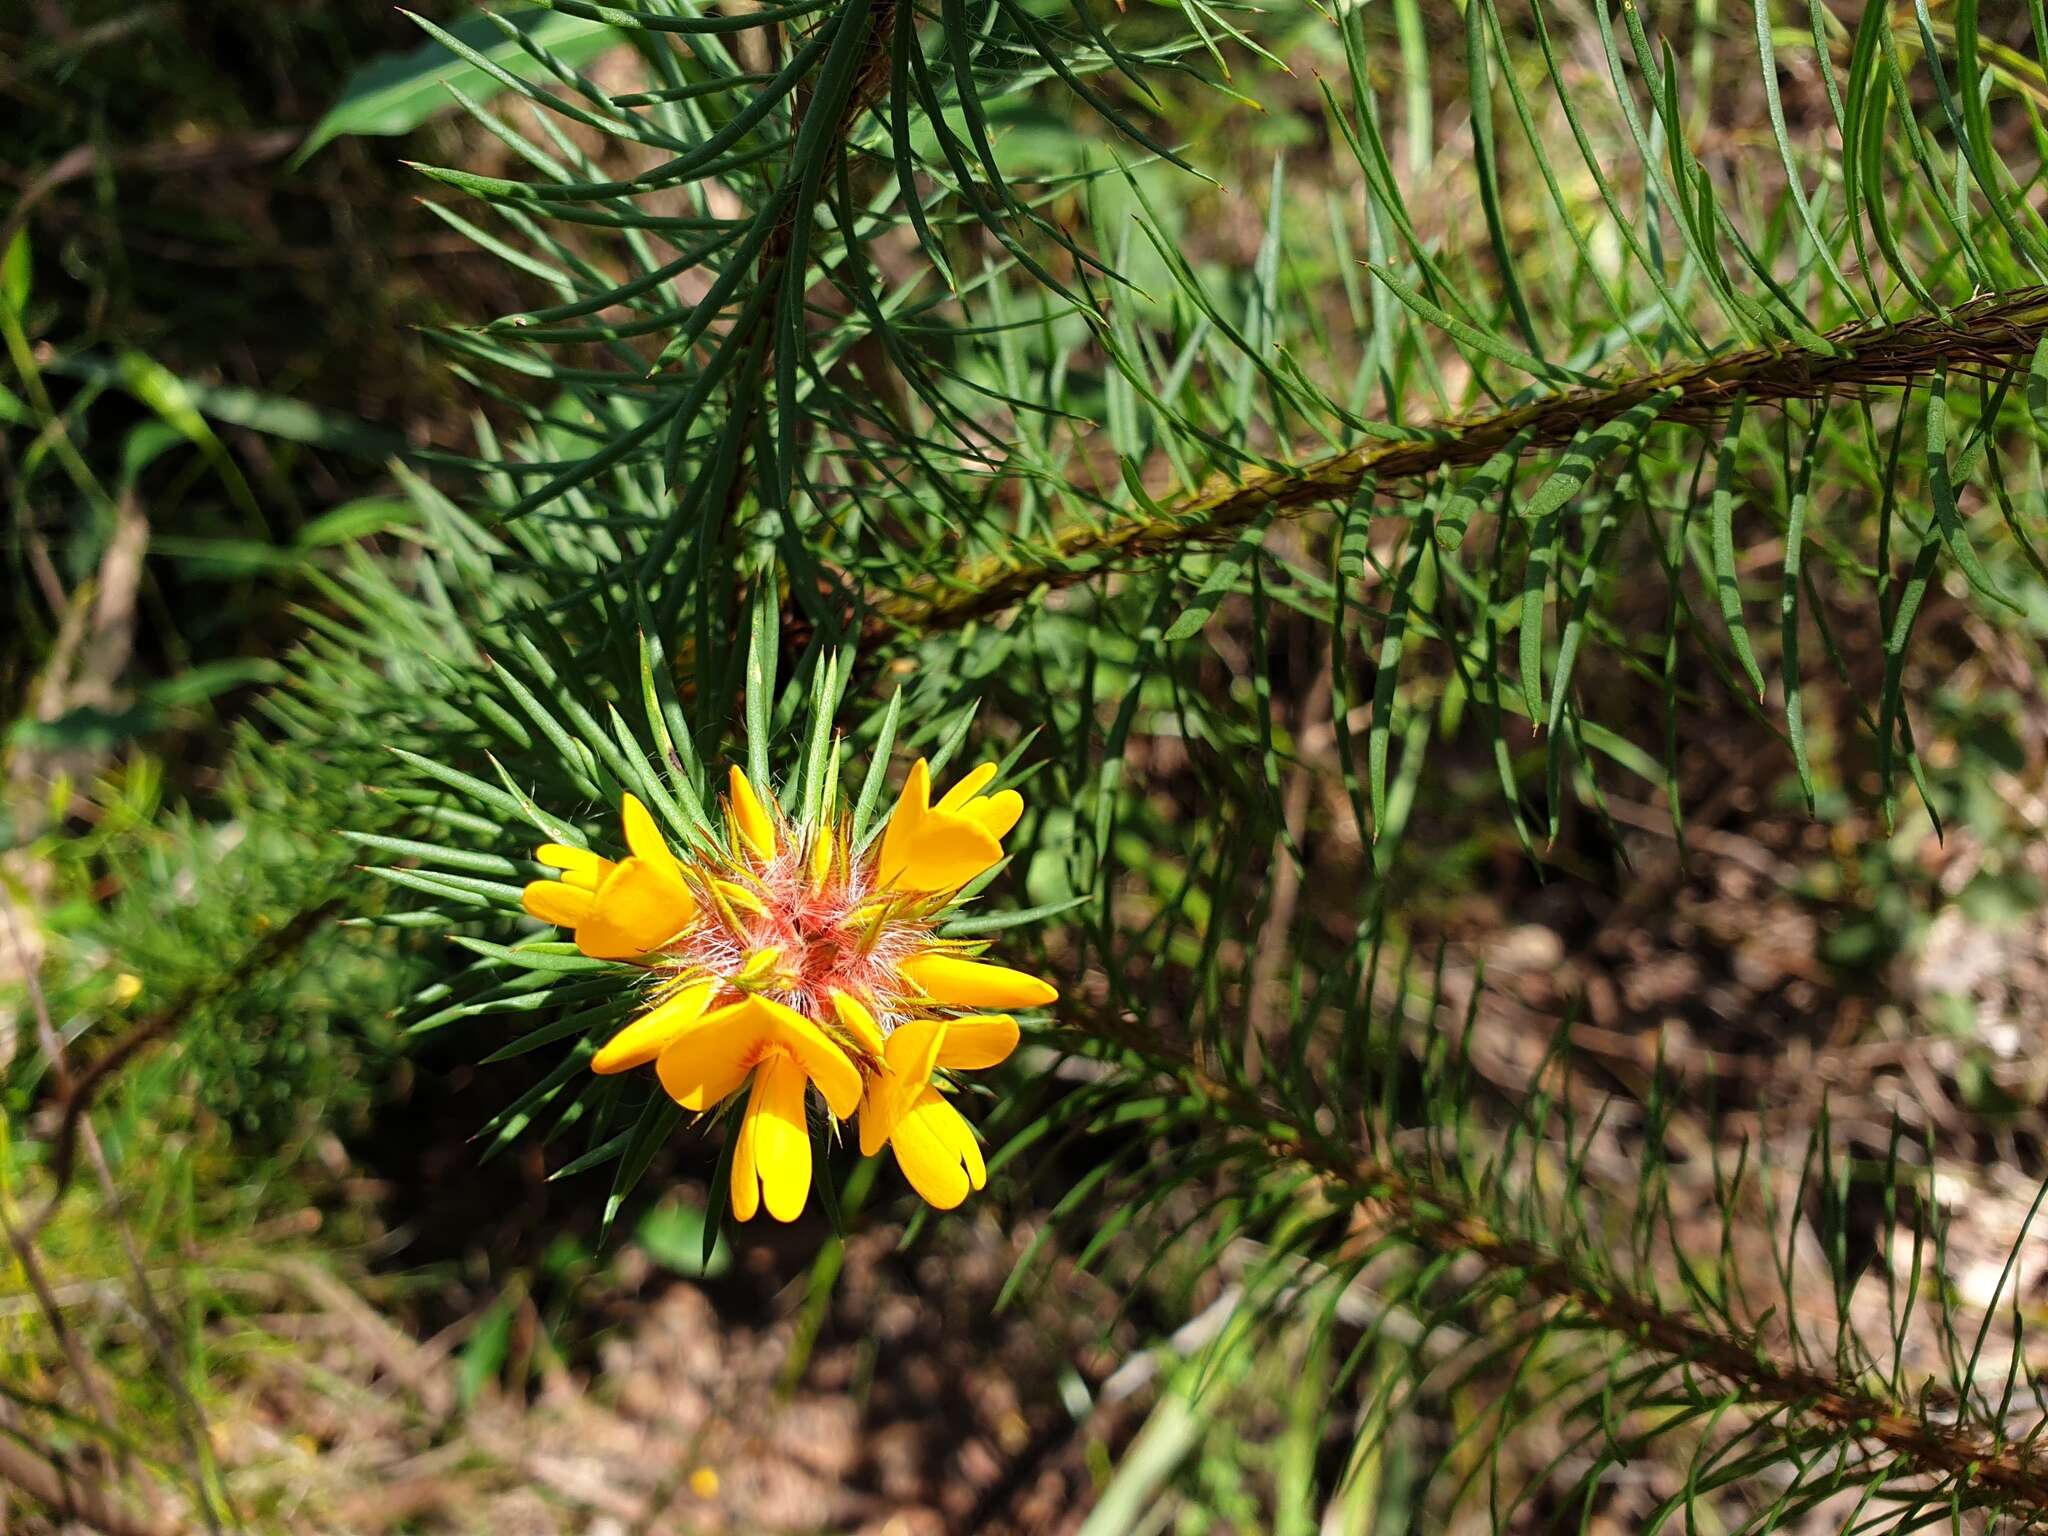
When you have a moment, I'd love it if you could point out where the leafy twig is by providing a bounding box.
[878,287,2048,637]
[1163,1045,2048,1516]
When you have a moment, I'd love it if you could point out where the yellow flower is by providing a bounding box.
[519,760,1054,1222]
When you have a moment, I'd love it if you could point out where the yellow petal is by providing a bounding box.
[898,953,1058,1009]
[891,815,1003,892]
[537,844,613,891]
[874,759,932,887]
[961,789,1023,841]
[830,990,886,1057]
[808,830,833,887]
[654,1000,758,1110]
[889,1088,985,1210]
[620,794,684,882]
[858,1089,890,1158]
[901,757,935,814]
[936,1014,1019,1071]
[743,1053,813,1223]
[860,1015,942,1154]
[575,858,696,959]
[753,994,862,1120]
[728,766,777,861]
[883,1015,946,1087]
[935,762,999,813]
[591,979,716,1074]
[728,1081,761,1223]
[655,995,861,1119]
[522,879,594,929]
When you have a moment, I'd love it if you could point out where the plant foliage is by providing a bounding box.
[18,0,2048,1528]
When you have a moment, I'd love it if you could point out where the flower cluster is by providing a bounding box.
[520,759,1055,1221]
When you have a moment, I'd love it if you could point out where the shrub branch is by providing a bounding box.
[877,286,2048,637]
[1340,1146,2048,1508]
[1175,1054,2048,1513]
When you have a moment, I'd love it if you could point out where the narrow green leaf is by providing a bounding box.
[1781,410,1826,812]
[1437,430,1530,554]
[603,1092,683,1238]
[852,687,906,851]
[1710,397,1766,699]
[1370,515,1431,841]
[1927,369,2017,612]
[297,9,621,163]
[453,936,618,973]
[1366,264,1586,389]
[1517,390,1678,719]
[2029,334,2048,436]
[745,578,779,795]
[1164,510,1274,643]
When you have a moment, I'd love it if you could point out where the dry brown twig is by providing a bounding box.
[0,1435,177,1536]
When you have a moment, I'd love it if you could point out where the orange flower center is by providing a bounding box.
[668,830,931,1034]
